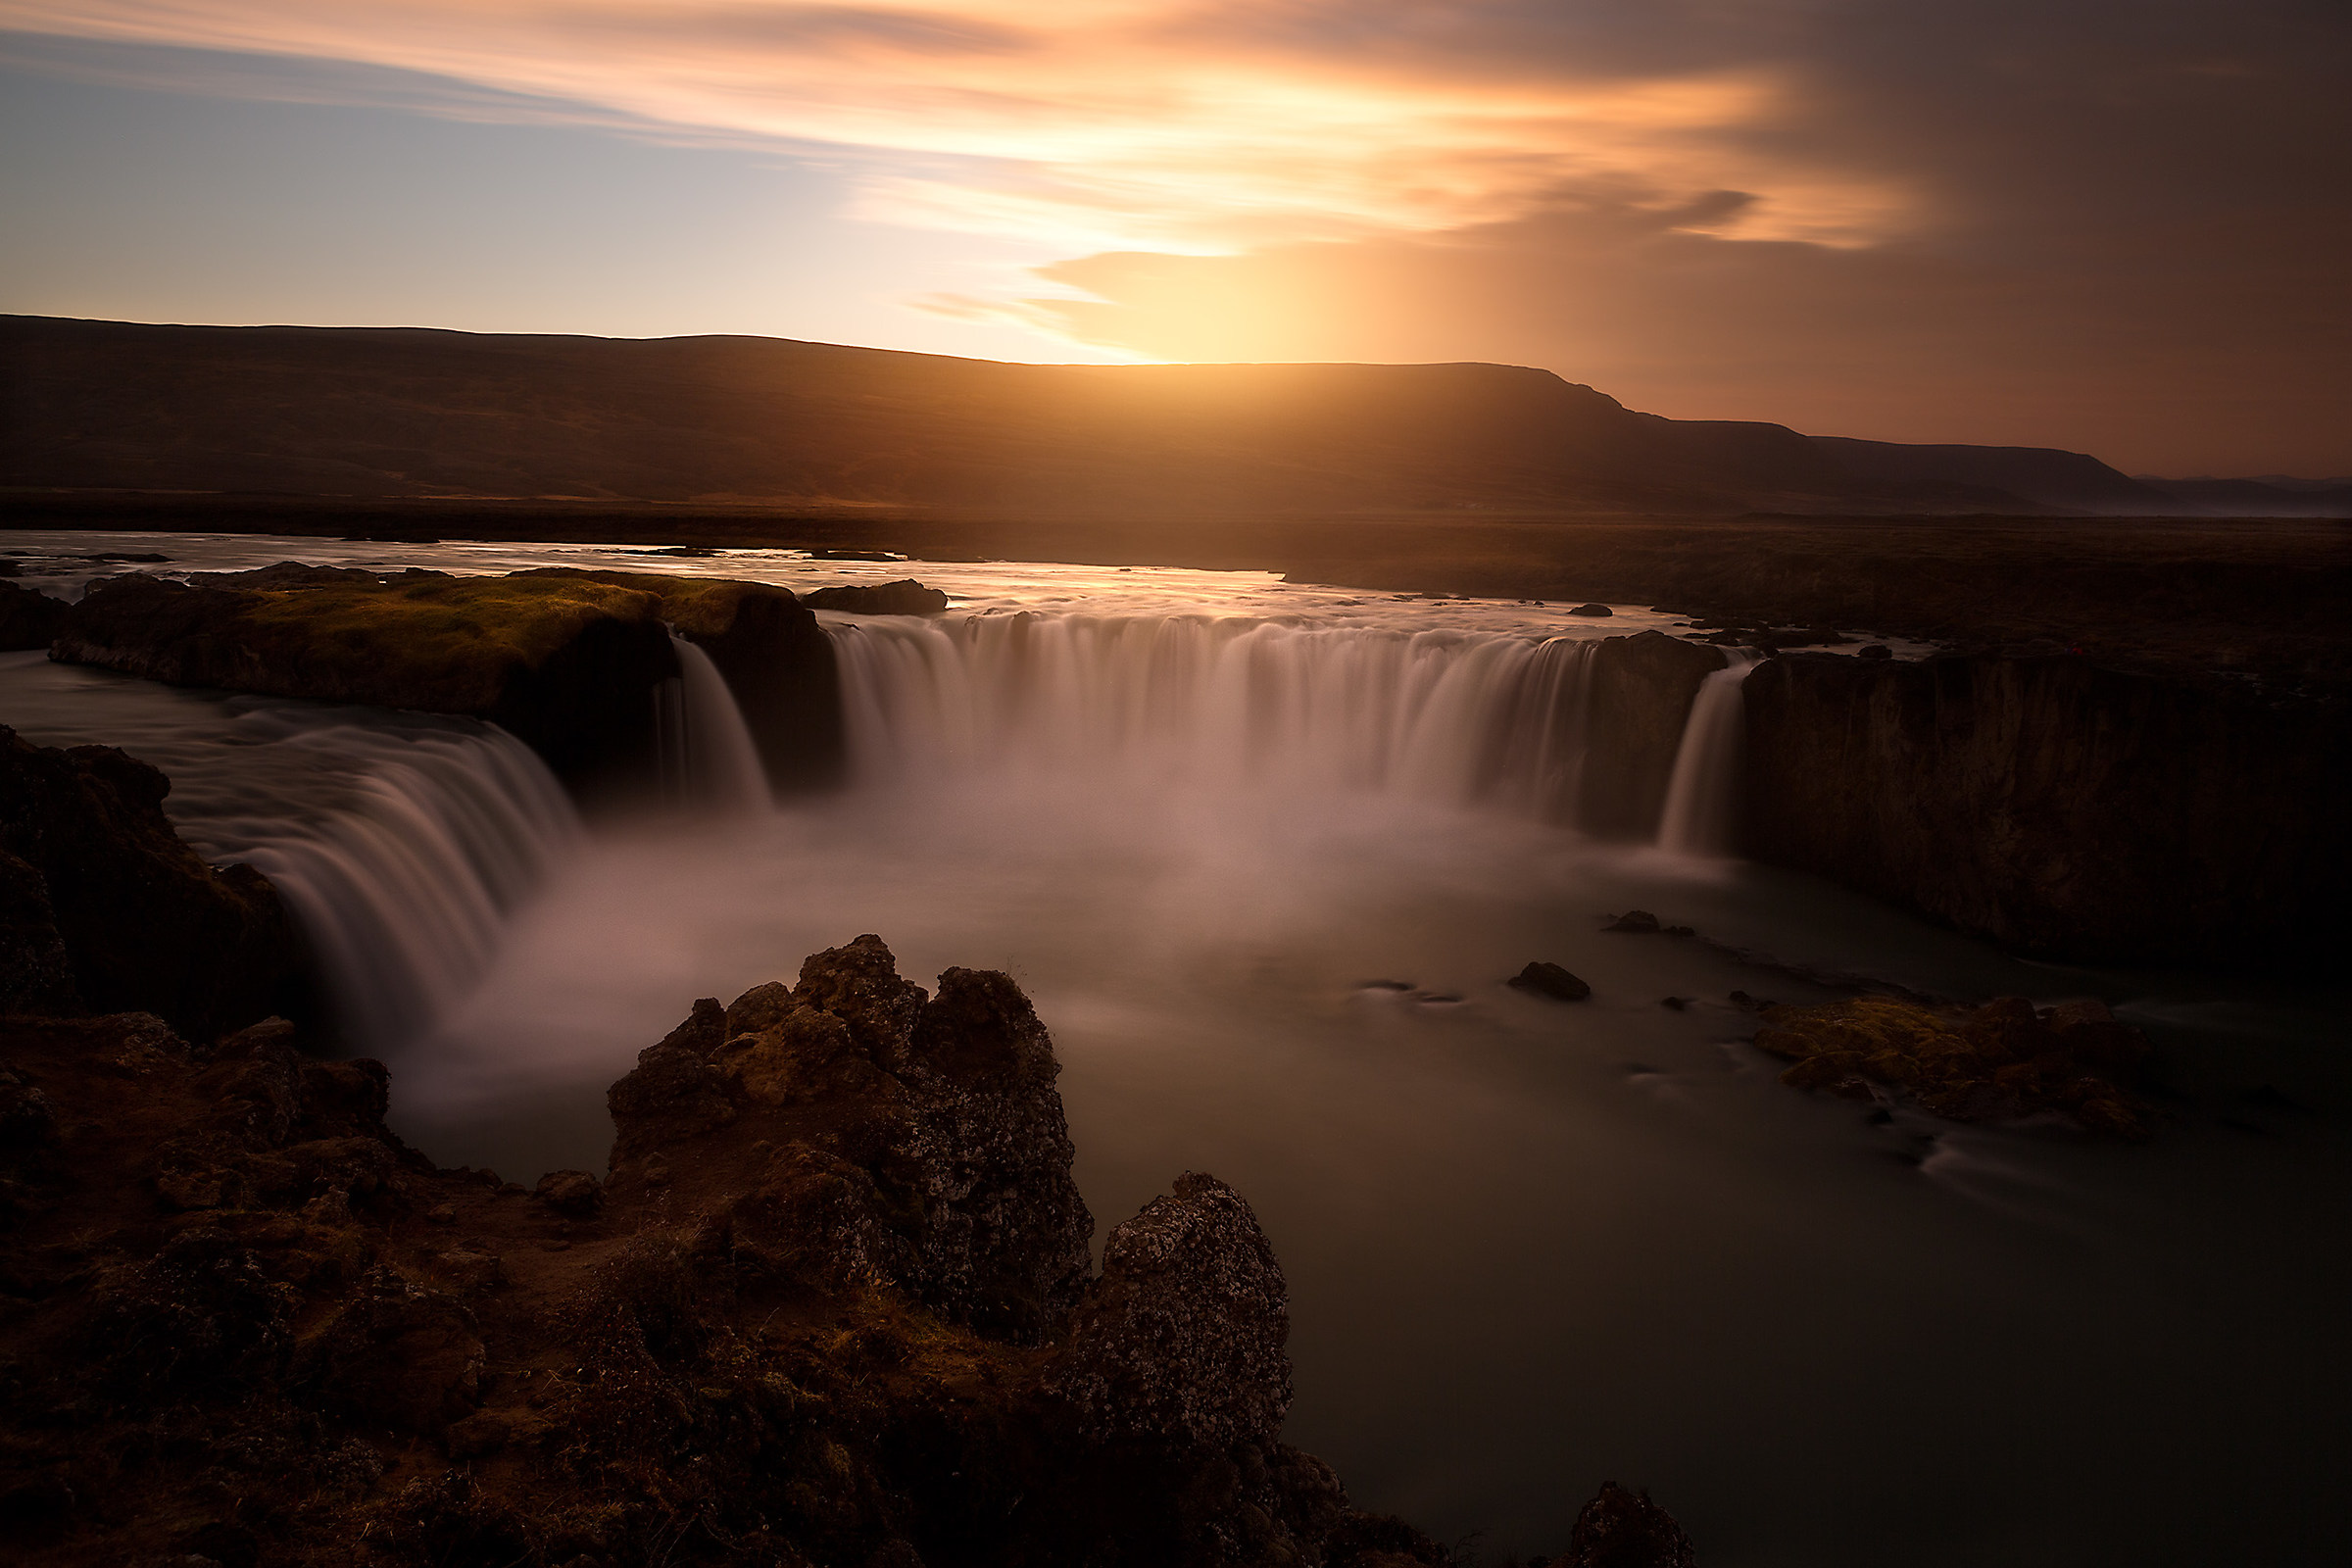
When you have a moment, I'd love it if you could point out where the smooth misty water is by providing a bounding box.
[4,532,2348,1566]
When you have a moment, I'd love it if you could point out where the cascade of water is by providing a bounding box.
[183,715,582,1048]
[668,635,771,812]
[1656,650,1760,857]
[827,613,1599,820]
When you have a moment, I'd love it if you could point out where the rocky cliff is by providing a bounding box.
[0,726,304,1038]
[0,928,1686,1565]
[1577,631,1728,839]
[1742,653,2352,965]
[50,565,844,801]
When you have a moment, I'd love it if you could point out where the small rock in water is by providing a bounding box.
[1660,996,1690,1010]
[1603,910,1662,934]
[1857,643,1893,660]
[1568,602,1613,616]
[1507,961,1592,1002]
[1356,979,1416,993]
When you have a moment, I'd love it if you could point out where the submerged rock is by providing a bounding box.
[1604,910,1662,934]
[1509,961,1593,1002]
[1753,994,2152,1136]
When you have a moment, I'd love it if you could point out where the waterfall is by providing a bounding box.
[179,716,582,1050]
[659,634,771,813]
[1656,651,1759,858]
[827,613,1598,820]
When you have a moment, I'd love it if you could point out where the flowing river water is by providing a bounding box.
[4,532,2348,1566]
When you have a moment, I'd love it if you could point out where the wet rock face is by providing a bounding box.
[1742,652,2352,966]
[1754,994,2152,1136]
[1047,1171,1292,1449]
[0,726,303,1039]
[1579,631,1727,839]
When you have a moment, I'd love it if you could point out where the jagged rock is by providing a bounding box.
[1554,1482,1697,1568]
[1509,961,1592,1002]
[1047,1171,1291,1449]
[0,950,1490,1568]
[608,1003,739,1164]
[532,1168,603,1216]
[1604,910,1662,934]
[805,579,952,615]
[899,966,1094,1339]
[0,727,303,1040]
[793,933,929,1069]
[1754,994,2151,1135]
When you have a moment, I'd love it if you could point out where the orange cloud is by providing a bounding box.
[0,1,1908,253]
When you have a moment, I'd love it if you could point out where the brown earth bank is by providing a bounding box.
[0,953,1693,1568]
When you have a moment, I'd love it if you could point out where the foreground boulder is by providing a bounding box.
[52,564,844,799]
[1753,994,2152,1136]
[0,725,303,1037]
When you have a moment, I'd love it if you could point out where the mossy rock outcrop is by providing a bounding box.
[1754,993,2152,1136]
[54,564,843,798]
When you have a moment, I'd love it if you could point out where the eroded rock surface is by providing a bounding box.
[1047,1170,1292,1448]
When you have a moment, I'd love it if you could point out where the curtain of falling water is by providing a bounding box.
[826,613,1600,824]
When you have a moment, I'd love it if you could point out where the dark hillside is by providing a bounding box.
[2,315,2181,515]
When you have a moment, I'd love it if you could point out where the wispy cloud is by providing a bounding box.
[0,2,1908,252]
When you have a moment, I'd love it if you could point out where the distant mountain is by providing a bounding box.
[3,316,2332,517]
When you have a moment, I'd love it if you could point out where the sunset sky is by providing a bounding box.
[3,2,2346,474]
